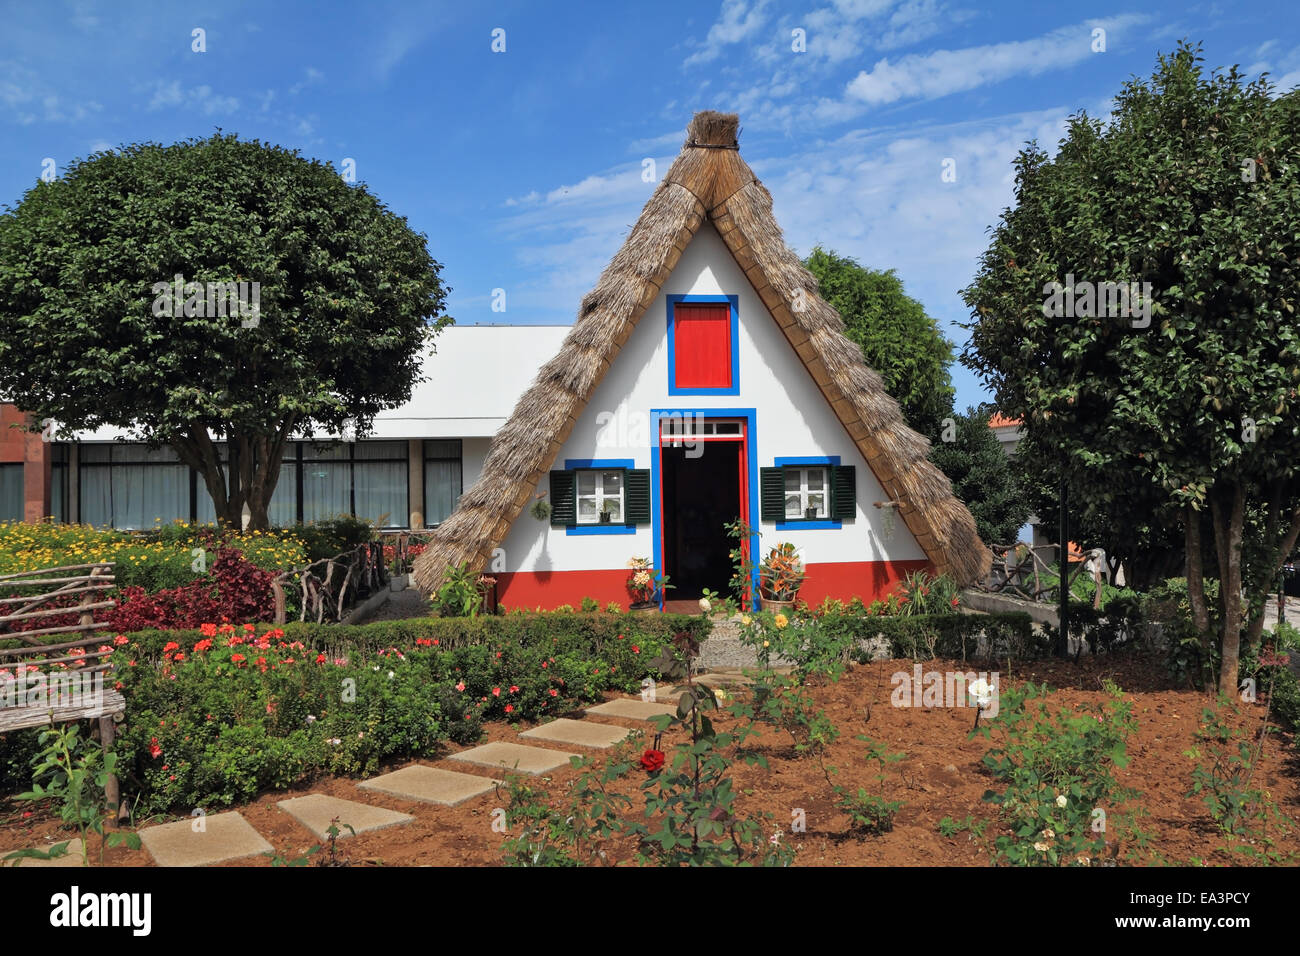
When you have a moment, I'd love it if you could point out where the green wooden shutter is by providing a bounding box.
[760,467,785,522]
[549,470,575,526]
[831,465,856,519]
[625,469,651,524]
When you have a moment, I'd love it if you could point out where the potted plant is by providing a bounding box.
[627,556,671,611]
[804,505,819,519]
[759,542,805,612]
[599,500,614,524]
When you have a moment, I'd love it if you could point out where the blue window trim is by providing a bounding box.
[650,408,761,609]
[563,458,637,535]
[666,294,740,396]
[774,455,842,530]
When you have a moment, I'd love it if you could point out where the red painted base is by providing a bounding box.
[493,560,932,612]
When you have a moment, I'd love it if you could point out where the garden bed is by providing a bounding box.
[2,651,1295,866]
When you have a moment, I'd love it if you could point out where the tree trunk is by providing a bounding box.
[1211,483,1245,698]
[1184,504,1210,649]
[171,418,296,531]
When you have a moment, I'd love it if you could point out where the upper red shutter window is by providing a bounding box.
[672,302,732,389]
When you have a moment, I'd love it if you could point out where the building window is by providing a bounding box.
[760,459,856,527]
[667,295,739,396]
[576,469,623,524]
[80,443,191,529]
[0,463,22,521]
[423,439,462,526]
[783,466,828,519]
[352,441,408,528]
[549,459,650,534]
[49,444,68,523]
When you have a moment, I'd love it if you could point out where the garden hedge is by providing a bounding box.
[0,613,710,816]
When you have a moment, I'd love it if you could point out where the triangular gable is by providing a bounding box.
[414,111,989,592]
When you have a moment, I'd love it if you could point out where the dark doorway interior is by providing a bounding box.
[661,441,741,600]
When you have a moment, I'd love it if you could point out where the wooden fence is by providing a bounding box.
[0,562,125,810]
[270,542,388,625]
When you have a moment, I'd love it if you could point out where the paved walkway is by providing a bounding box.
[36,682,730,866]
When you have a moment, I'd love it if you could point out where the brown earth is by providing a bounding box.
[3,654,1297,867]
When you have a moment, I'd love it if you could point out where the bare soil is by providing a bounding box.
[3,654,1296,867]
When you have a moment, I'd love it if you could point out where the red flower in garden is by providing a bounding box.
[950,596,960,607]
[230,653,246,666]
[456,682,466,692]
[504,704,514,714]
[113,634,130,647]
[492,687,501,697]
[541,661,547,669]
[639,749,665,772]
[509,685,519,694]
[243,623,255,633]
[172,652,185,663]
[162,641,180,654]
[227,636,244,647]
[631,646,639,654]
[200,623,217,638]
[316,653,327,664]
[193,638,213,653]
[548,689,558,697]
[161,764,168,771]
[148,738,162,759]
[618,633,625,640]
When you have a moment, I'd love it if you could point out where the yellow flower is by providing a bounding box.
[762,640,769,647]
[774,614,788,629]
[741,615,751,626]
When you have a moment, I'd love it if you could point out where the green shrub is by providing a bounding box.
[3,613,711,815]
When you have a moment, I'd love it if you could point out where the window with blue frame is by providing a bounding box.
[548,459,651,534]
[667,294,740,396]
[760,457,855,527]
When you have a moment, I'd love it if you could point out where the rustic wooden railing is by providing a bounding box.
[980,543,1100,606]
[270,542,388,625]
[0,562,124,812]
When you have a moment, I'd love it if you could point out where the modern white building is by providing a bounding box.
[2,325,568,530]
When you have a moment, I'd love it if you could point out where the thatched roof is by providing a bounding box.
[413,111,990,593]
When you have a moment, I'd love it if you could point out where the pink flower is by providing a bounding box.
[455,681,466,692]
[492,687,501,697]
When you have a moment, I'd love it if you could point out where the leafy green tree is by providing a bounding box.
[961,41,1300,691]
[928,405,1030,545]
[0,133,450,529]
[805,247,954,438]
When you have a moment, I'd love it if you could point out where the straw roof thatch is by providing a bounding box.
[413,111,990,594]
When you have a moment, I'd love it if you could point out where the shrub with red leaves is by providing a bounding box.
[104,547,276,632]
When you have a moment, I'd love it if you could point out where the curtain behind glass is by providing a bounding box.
[424,460,461,525]
[301,443,350,523]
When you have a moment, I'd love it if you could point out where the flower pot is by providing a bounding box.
[762,598,795,614]
[599,513,611,524]
[630,601,659,614]
[804,507,818,519]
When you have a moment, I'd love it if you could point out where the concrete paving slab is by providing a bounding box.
[447,741,577,775]
[277,794,413,841]
[520,718,631,749]
[586,698,679,721]
[139,811,272,867]
[359,765,500,807]
[1,839,86,867]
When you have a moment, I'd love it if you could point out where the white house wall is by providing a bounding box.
[492,223,927,607]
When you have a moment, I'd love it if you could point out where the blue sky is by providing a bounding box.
[3,0,1297,412]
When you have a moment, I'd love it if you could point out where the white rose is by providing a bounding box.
[1056,794,1068,808]
[1033,842,1049,852]
[699,598,711,613]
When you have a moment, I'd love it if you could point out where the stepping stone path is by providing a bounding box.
[360,765,500,807]
[521,717,632,749]
[586,699,678,721]
[277,794,413,841]
[449,741,578,775]
[2,839,86,867]
[125,688,679,865]
[139,811,273,867]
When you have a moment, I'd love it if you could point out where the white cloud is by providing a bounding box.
[289,67,324,95]
[147,81,238,115]
[685,0,773,66]
[844,15,1150,106]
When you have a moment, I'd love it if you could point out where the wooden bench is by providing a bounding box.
[0,563,124,814]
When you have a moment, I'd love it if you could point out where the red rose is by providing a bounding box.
[639,748,665,772]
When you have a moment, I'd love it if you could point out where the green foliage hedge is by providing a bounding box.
[1,613,709,816]
[824,610,1042,663]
